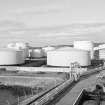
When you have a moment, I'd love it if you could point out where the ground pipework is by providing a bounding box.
[13,66,103,105]
[0,62,104,105]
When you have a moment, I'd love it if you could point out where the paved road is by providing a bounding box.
[53,72,100,105]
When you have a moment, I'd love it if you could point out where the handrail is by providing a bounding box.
[19,66,104,105]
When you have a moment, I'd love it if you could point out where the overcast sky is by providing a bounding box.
[0,0,105,46]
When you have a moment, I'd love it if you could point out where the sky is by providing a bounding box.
[0,0,105,46]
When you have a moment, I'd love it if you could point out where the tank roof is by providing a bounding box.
[0,48,22,52]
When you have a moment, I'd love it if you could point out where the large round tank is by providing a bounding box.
[47,47,91,67]
[98,44,105,60]
[98,44,105,49]
[0,48,25,65]
[7,42,29,58]
[16,42,28,49]
[94,50,99,60]
[7,43,17,49]
[99,49,105,60]
[74,41,94,59]
[42,46,56,56]
[30,48,44,58]
[16,42,29,58]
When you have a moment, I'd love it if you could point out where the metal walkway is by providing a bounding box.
[50,70,101,105]
[18,67,103,105]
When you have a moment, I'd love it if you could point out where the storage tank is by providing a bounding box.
[47,47,91,67]
[0,48,25,65]
[7,42,29,58]
[16,42,29,49]
[42,46,56,57]
[30,48,44,58]
[94,50,99,60]
[99,49,105,60]
[16,42,29,58]
[74,41,94,59]
[94,44,105,60]
[98,44,105,49]
[7,43,17,49]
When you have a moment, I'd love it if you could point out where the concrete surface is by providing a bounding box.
[54,72,100,105]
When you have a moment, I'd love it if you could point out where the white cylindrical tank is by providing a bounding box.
[47,47,91,67]
[0,49,25,65]
[99,49,105,60]
[16,42,29,58]
[7,42,29,58]
[16,42,27,49]
[30,48,44,58]
[7,43,17,49]
[74,41,94,59]
[42,46,56,56]
[98,44,105,49]
[94,50,99,60]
